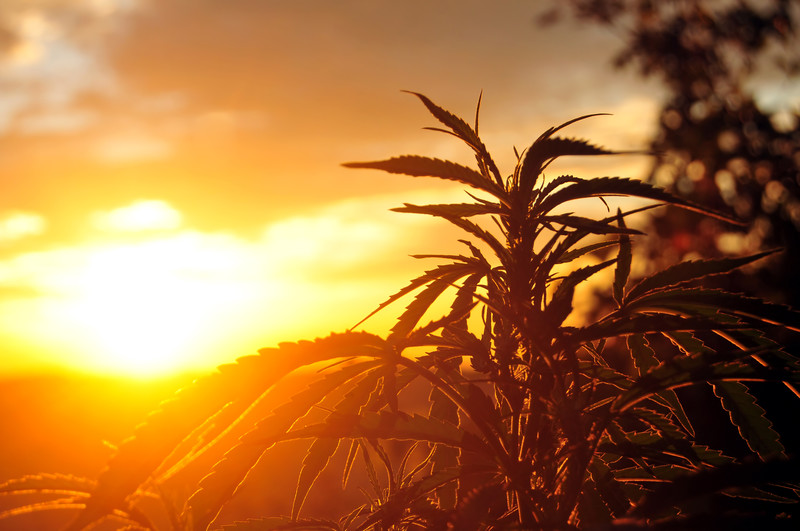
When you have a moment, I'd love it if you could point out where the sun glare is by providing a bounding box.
[92,200,182,233]
[0,194,445,377]
[39,235,256,377]
[0,198,283,377]
[68,245,222,375]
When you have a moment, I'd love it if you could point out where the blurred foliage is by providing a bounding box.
[542,0,800,304]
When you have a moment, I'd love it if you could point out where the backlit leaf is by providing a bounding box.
[627,334,659,376]
[68,332,384,531]
[391,272,469,339]
[292,367,382,520]
[185,358,384,530]
[517,112,613,190]
[627,288,800,332]
[547,258,616,326]
[556,240,617,264]
[351,262,479,331]
[572,314,750,344]
[614,348,800,414]
[587,458,632,518]
[533,174,582,206]
[625,250,777,302]
[712,381,785,460]
[405,91,503,185]
[541,214,643,235]
[441,215,511,265]
[536,176,740,224]
[613,209,632,306]
[392,202,501,218]
[0,474,95,496]
[343,156,503,197]
[404,91,481,148]
[291,438,340,521]
[629,457,800,519]
[282,411,487,454]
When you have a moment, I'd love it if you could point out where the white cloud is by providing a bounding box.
[0,211,46,241]
[91,199,182,233]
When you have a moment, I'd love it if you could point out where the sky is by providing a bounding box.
[2,0,786,377]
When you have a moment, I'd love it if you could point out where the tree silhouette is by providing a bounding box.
[543,0,800,305]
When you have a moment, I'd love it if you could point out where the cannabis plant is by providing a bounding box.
[2,94,799,530]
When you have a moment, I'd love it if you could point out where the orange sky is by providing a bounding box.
[0,0,793,376]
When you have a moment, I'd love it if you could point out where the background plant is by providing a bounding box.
[2,93,799,530]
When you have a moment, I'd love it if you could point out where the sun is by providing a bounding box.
[58,234,264,377]
[0,200,276,377]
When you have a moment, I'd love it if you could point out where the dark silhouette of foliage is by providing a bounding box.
[542,0,800,306]
[2,94,799,529]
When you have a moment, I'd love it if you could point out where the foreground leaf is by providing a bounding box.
[712,381,785,460]
[185,359,384,530]
[625,250,777,302]
[343,156,503,197]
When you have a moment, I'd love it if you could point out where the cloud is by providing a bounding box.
[0,1,123,137]
[91,199,182,232]
[0,211,46,241]
[91,132,172,162]
[0,0,639,141]
[0,0,670,248]
[17,108,95,134]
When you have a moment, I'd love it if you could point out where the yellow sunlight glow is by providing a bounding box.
[0,200,274,377]
[0,212,47,241]
[64,240,249,376]
[92,200,182,232]
[0,193,455,377]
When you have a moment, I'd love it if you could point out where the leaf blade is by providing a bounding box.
[613,208,632,306]
[712,381,786,460]
[625,250,777,302]
[343,156,504,198]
